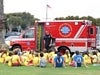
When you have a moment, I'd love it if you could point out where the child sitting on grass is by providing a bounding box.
[48,49,55,63]
[0,50,7,63]
[5,52,13,64]
[0,50,4,63]
[63,50,71,66]
[39,52,47,67]
[92,51,98,64]
[97,49,100,64]
[83,51,91,67]
[73,51,83,68]
[42,49,48,62]
[54,52,65,68]
[11,51,21,66]
[33,53,40,66]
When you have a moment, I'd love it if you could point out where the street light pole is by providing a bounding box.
[46,4,48,21]
[46,4,51,21]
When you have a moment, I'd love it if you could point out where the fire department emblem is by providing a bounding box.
[60,25,71,35]
[59,23,72,37]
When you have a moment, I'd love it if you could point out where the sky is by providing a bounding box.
[4,0,100,20]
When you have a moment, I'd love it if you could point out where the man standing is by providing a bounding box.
[44,31,52,52]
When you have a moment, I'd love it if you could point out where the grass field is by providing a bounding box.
[0,63,100,75]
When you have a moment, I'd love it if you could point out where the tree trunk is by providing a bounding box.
[0,0,5,44]
[0,30,4,44]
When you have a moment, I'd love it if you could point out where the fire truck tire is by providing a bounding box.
[12,45,22,52]
[57,46,71,54]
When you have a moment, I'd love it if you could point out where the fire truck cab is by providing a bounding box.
[7,20,96,53]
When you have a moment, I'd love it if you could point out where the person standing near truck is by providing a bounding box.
[44,31,52,52]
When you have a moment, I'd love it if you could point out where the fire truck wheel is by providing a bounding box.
[57,46,71,55]
[12,45,22,52]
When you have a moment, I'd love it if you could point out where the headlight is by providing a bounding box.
[5,40,10,46]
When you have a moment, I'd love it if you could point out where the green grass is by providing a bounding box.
[0,63,100,75]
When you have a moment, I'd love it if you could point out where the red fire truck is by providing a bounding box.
[6,20,96,53]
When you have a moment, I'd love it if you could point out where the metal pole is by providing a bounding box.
[46,5,48,21]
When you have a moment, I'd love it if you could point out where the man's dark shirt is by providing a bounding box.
[44,34,52,50]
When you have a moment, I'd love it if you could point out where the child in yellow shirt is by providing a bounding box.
[48,50,55,63]
[0,50,7,63]
[20,53,29,66]
[33,53,40,66]
[97,50,100,64]
[11,51,21,66]
[91,51,98,64]
[27,51,34,66]
[83,51,91,67]
[5,52,13,63]
[0,50,4,63]
[63,50,71,65]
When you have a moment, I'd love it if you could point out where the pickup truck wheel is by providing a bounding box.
[12,46,22,52]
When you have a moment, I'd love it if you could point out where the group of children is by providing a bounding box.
[0,47,100,68]
[0,47,47,67]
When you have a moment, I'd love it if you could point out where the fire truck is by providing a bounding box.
[6,20,96,53]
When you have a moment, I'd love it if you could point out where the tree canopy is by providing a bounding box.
[4,13,100,32]
[5,12,39,30]
[55,16,100,25]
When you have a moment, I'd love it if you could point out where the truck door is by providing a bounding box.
[88,26,96,49]
[22,28,36,50]
[37,22,45,51]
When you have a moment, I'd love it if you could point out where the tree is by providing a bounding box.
[55,17,65,20]
[74,16,79,20]
[5,12,37,30]
[96,18,100,26]
[55,16,99,26]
